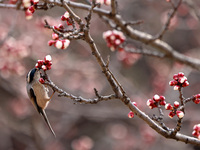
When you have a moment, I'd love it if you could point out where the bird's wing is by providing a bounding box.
[30,88,41,113]
[30,88,56,137]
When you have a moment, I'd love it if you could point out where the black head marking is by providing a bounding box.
[27,68,37,83]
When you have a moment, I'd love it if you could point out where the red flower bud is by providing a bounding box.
[168,111,176,118]
[128,111,134,118]
[173,101,179,108]
[176,110,184,118]
[165,103,173,110]
[153,94,160,102]
[39,78,45,84]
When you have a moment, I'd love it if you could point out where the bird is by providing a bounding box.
[26,68,56,137]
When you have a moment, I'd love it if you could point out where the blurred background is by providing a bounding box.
[1,0,200,149]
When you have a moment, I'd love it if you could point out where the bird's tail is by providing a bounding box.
[40,110,56,138]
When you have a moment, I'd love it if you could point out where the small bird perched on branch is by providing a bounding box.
[26,68,56,137]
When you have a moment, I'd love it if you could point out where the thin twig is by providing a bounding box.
[152,0,182,40]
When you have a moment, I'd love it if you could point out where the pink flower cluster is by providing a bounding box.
[48,35,70,50]
[128,102,137,118]
[165,101,184,119]
[35,55,52,71]
[146,94,166,109]
[22,0,39,20]
[103,30,126,51]
[192,124,200,139]
[61,11,72,25]
[169,72,189,90]
[48,11,71,50]
[193,94,200,104]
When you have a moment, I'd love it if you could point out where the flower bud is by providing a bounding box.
[178,72,184,77]
[173,74,178,80]
[153,94,160,102]
[41,65,47,71]
[173,101,179,108]
[179,76,187,84]
[44,55,52,62]
[173,85,180,90]
[193,124,200,131]
[128,111,134,118]
[165,103,173,110]
[176,111,184,118]
[27,5,35,14]
[52,33,59,40]
[182,81,189,87]
[48,40,56,46]
[160,100,166,106]
[25,10,33,20]
[55,40,63,49]
[168,111,175,118]
[132,102,137,107]
[160,95,165,101]
[104,0,111,5]
[39,78,45,84]
[62,39,70,49]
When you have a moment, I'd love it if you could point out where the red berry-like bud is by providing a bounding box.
[173,74,178,80]
[176,110,184,118]
[39,78,45,84]
[25,9,33,20]
[48,40,56,46]
[174,85,180,90]
[193,124,200,131]
[61,15,66,21]
[194,99,200,104]
[169,80,177,86]
[35,63,39,68]
[58,24,64,29]
[153,94,160,102]
[168,111,175,118]
[178,72,184,77]
[61,39,70,49]
[165,103,173,110]
[196,94,200,98]
[55,40,62,49]
[52,33,59,40]
[182,81,189,87]
[128,111,134,118]
[160,95,165,101]
[160,101,166,106]
[37,60,44,66]
[31,0,39,5]
[41,65,47,71]
[147,99,157,109]
[46,65,51,70]
[132,102,137,107]
[192,130,199,137]
[179,76,187,84]
[27,5,35,14]
[44,55,52,62]
[104,0,111,5]
[174,101,179,108]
